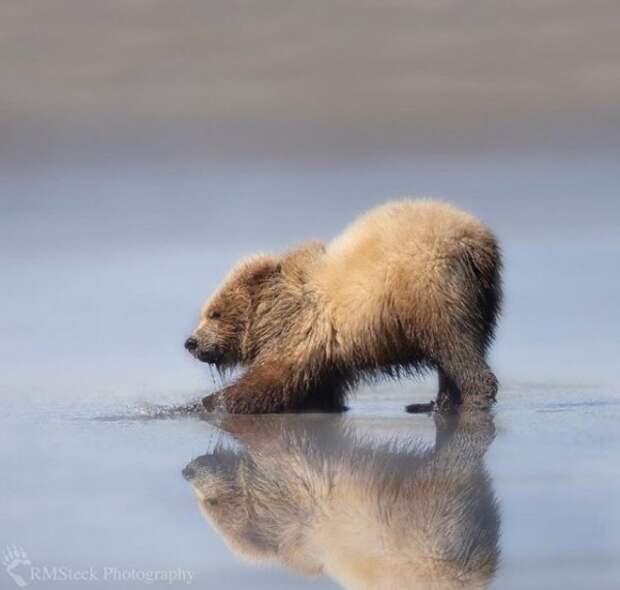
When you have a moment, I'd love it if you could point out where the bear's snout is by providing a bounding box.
[185,337,198,351]
[185,336,226,365]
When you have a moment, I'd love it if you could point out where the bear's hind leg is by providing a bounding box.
[405,369,462,414]
[437,347,498,411]
[436,368,461,411]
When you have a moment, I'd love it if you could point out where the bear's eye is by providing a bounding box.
[208,310,221,320]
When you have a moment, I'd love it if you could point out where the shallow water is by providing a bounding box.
[2,384,619,589]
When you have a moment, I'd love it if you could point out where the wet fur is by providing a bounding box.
[190,200,502,413]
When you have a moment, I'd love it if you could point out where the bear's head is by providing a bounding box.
[184,255,282,369]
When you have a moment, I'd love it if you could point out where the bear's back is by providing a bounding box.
[314,200,488,338]
[327,199,482,259]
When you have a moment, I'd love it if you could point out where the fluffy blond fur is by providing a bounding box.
[187,200,502,413]
[183,412,500,590]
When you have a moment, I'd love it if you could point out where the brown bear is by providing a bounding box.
[183,412,500,589]
[185,200,502,413]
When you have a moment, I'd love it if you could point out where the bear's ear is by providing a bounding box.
[241,255,282,286]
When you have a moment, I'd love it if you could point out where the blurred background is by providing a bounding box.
[2,0,619,403]
[2,5,620,587]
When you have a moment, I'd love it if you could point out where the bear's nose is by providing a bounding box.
[184,337,198,351]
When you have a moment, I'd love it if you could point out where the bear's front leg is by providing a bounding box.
[201,392,222,412]
[202,361,308,414]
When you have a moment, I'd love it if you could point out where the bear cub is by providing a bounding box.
[185,200,502,413]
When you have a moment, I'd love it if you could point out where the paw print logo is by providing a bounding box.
[2,546,31,587]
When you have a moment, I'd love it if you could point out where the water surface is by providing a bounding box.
[2,383,619,589]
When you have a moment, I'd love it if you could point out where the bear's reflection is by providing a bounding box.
[183,412,500,590]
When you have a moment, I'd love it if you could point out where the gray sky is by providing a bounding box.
[2,0,620,163]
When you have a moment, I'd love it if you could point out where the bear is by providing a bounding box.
[183,411,500,589]
[185,199,502,414]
